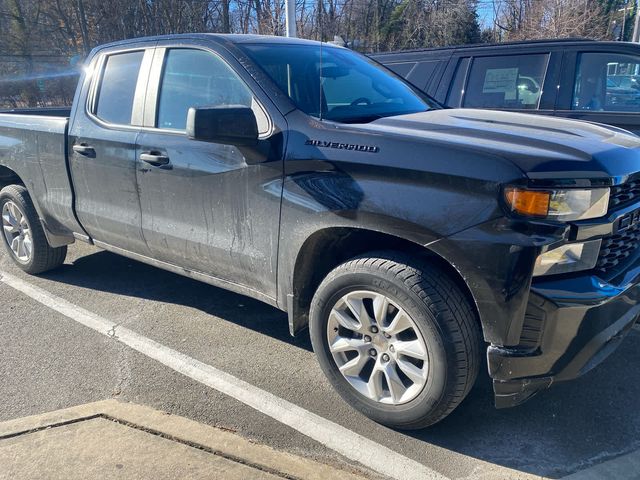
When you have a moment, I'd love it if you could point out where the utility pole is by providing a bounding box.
[634,0,640,42]
[285,0,297,37]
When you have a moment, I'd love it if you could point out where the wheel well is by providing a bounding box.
[0,165,24,190]
[289,227,481,335]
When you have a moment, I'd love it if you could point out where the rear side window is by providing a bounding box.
[156,49,253,131]
[573,53,640,112]
[407,60,442,91]
[463,54,548,110]
[386,62,417,78]
[95,51,144,125]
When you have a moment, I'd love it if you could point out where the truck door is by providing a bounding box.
[135,45,284,299]
[68,47,154,254]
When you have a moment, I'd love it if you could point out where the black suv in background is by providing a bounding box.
[372,39,640,135]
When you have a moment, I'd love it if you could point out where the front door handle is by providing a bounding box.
[72,144,95,156]
[140,152,171,167]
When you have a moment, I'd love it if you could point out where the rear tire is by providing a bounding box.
[0,185,67,274]
[309,251,482,429]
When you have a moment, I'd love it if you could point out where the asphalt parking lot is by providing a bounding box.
[2,241,640,480]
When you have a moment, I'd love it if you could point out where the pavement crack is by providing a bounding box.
[112,344,131,398]
[104,322,131,398]
[107,323,120,339]
[550,444,640,477]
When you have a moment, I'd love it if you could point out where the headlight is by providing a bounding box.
[504,187,610,221]
[533,240,601,276]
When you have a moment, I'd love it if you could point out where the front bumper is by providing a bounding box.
[490,259,640,408]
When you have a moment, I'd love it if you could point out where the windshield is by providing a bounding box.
[240,43,438,123]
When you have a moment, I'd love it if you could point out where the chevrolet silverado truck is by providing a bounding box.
[2,34,640,429]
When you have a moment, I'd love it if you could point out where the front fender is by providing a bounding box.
[276,157,512,334]
[428,217,568,346]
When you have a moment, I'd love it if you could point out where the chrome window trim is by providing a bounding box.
[85,46,155,132]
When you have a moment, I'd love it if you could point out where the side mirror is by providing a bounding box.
[186,106,258,146]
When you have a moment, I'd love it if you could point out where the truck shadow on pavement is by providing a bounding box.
[41,249,313,352]
[40,248,640,479]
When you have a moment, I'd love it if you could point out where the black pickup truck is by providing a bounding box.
[2,34,640,429]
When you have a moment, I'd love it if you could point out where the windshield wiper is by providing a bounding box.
[332,113,385,124]
[331,108,431,124]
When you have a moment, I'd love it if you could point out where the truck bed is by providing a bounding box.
[0,112,81,245]
[0,107,72,117]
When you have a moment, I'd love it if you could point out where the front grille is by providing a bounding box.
[595,222,640,273]
[610,181,640,210]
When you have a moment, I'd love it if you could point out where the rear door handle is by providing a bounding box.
[72,144,95,156]
[140,152,171,167]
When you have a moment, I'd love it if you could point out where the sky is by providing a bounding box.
[476,1,497,29]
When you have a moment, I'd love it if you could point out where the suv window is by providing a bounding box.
[156,49,254,131]
[386,62,417,77]
[573,53,640,112]
[463,54,548,110]
[95,51,145,125]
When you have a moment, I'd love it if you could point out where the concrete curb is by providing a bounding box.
[0,400,369,480]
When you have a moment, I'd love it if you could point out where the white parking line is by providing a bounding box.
[0,270,447,480]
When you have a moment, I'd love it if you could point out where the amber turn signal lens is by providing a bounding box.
[504,188,550,217]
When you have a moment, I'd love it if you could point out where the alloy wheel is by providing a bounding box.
[2,200,32,263]
[326,290,429,405]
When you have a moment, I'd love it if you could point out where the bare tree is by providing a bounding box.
[493,0,608,40]
[0,0,498,107]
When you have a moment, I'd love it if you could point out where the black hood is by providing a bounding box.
[358,109,640,185]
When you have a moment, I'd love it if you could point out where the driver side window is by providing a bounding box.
[156,48,268,132]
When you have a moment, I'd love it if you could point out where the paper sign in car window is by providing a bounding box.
[483,67,518,100]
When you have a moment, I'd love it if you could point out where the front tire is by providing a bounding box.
[0,185,67,274]
[309,252,481,429]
